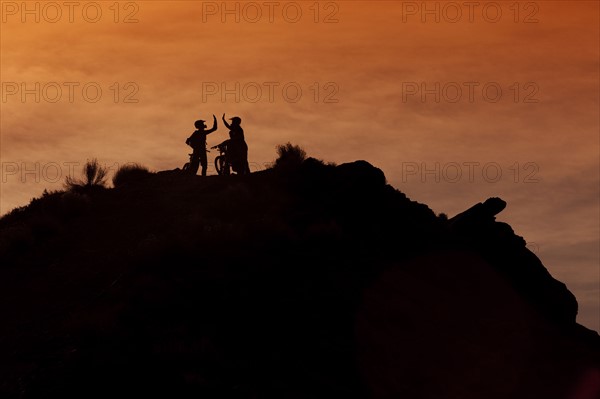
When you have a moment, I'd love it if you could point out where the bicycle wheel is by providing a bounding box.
[217,156,230,176]
[215,156,225,175]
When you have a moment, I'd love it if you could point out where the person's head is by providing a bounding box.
[194,120,206,130]
[230,116,241,126]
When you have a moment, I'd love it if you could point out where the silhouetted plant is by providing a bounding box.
[113,163,151,188]
[273,143,307,170]
[64,159,108,190]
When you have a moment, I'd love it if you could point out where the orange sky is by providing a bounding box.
[1,1,599,331]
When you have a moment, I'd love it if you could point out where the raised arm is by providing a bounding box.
[222,113,231,129]
[206,114,218,134]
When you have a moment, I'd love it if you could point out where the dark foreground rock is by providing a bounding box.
[0,160,598,398]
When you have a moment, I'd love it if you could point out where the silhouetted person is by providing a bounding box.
[222,114,250,175]
[185,115,217,176]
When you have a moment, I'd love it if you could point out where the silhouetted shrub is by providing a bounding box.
[273,143,307,170]
[113,163,151,188]
[65,159,108,191]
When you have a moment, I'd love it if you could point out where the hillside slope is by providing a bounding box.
[0,159,598,398]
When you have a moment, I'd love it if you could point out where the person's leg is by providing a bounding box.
[242,142,250,174]
[227,141,237,173]
[200,152,208,176]
[230,140,244,174]
[189,160,200,175]
[189,150,200,175]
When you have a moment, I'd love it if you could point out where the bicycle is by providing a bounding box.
[211,142,231,176]
[182,150,210,174]
[182,153,194,172]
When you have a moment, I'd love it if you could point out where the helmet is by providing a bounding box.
[229,116,241,125]
[194,120,205,129]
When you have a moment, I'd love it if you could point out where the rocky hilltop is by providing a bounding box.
[0,158,598,398]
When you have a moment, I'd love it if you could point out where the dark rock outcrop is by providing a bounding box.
[0,160,597,398]
[450,197,579,326]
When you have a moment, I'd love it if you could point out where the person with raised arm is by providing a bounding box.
[222,114,250,175]
[185,114,217,176]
